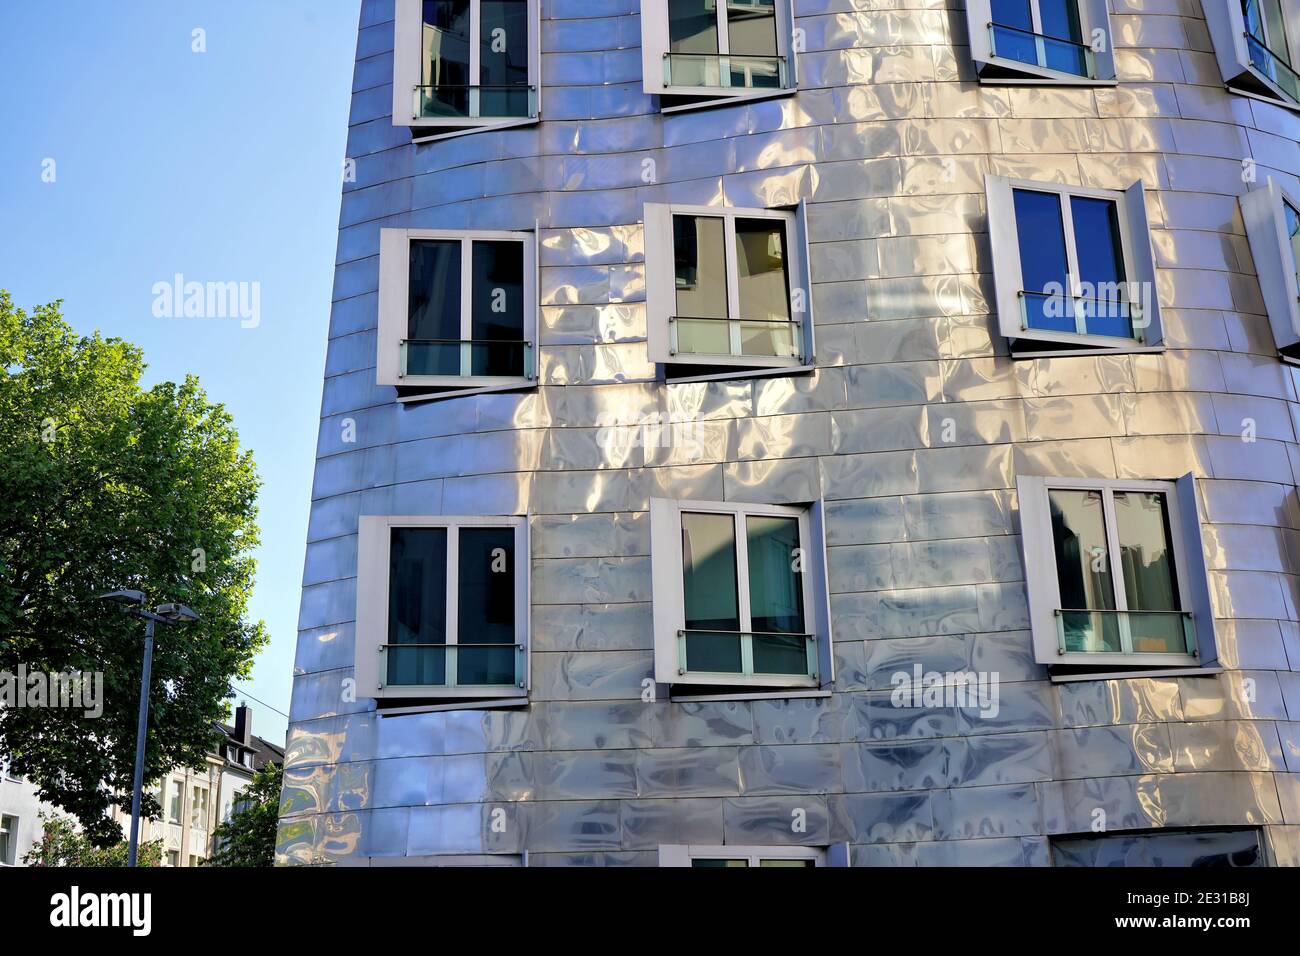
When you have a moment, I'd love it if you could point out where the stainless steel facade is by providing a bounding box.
[278,0,1300,866]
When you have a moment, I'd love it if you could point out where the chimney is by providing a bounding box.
[233,702,252,746]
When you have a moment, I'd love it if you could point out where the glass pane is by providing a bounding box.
[760,859,815,867]
[990,0,1037,66]
[1039,0,1086,74]
[457,527,516,685]
[1070,195,1131,339]
[1052,828,1263,867]
[471,241,525,376]
[1012,189,1074,333]
[692,858,748,867]
[1049,489,1119,653]
[746,515,803,634]
[480,0,531,115]
[682,512,742,673]
[1114,491,1184,653]
[735,218,793,356]
[388,528,449,685]
[421,0,472,115]
[727,0,777,56]
[669,0,719,54]
[674,215,730,354]
[1285,200,1300,287]
[408,239,462,375]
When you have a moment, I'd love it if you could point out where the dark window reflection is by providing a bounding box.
[407,240,462,376]
[1051,829,1263,867]
[471,240,525,376]
[388,528,449,685]
[1050,489,1119,652]
[1012,188,1073,333]
[457,527,516,685]
[1070,195,1130,338]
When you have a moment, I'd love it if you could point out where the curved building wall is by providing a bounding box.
[279,0,1300,866]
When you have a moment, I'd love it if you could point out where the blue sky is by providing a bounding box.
[0,1,362,744]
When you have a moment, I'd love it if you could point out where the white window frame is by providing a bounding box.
[966,0,1116,85]
[1205,0,1300,111]
[392,0,542,139]
[1242,176,1300,359]
[640,0,798,109]
[1016,474,1218,670]
[355,514,530,705]
[377,227,539,398]
[644,201,815,379]
[167,779,184,825]
[649,497,834,691]
[659,844,827,866]
[0,814,17,866]
[986,175,1164,354]
[191,785,209,831]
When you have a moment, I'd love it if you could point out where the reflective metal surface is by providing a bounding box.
[280,0,1300,866]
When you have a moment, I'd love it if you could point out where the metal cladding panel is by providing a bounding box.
[280,0,1300,866]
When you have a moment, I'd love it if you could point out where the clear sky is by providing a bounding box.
[0,1,362,744]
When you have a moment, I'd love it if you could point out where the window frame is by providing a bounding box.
[659,843,827,867]
[649,497,834,691]
[644,201,815,379]
[966,0,1117,86]
[639,0,799,109]
[377,227,539,398]
[1016,473,1218,670]
[1205,0,1300,111]
[1242,176,1300,360]
[355,514,530,705]
[986,175,1164,354]
[0,814,17,866]
[391,0,542,139]
[167,779,184,825]
[190,785,209,831]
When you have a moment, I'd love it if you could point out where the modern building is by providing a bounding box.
[279,0,1300,866]
[114,703,284,867]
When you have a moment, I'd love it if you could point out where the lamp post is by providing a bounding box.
[100,590,199,867]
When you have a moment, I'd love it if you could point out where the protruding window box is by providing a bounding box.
[650,498,834,696]
[393,0,540,140]
[1205,0,1300,110]
[640,0,798,111]
[645,202,815,382]
[966,0,1117,85]
[378,228,538,401]
[1242,177,1300,361]
[985,176,1165,355]
[1016,475,1219,674]
[356,516,530,709]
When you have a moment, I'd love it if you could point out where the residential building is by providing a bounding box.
[0,756,59,866]
[279,0,1300,866]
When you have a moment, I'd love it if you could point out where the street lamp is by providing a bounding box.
[99,590,200,867]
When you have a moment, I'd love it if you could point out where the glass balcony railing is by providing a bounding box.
[400,339,534,379]
[413,84,537,120]
[669,315,803,360]
[1018,290,1138,342]
[677,629,817,679]
[663,52,787,90]
[1055,609,1196,657]
[1246,34,1300,102]
[380,642,523,689]
[989,22,1095,78]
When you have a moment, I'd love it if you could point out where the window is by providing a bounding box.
[377,228,538,398]
[650,498,833,691]
[392,0,540,137]
[644,202,814,379]
[165,850,179,868]
[0,815,16,866]
[355,515,529,705]
[659,844,829,866]
[1016,475,1218,670]
[986,176,1163,353]
[191,786,209,830]
[1051,828,1263,867]
[640,0,798,108]
[189,853,202,868]
[966,0,1116,84]
[1205,0,1300,108]
[1242,177,1300,360]
[167,780,184,824]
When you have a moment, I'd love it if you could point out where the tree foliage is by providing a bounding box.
[0,292,267,845]
[205,761,283,867]
[23,813,163,867]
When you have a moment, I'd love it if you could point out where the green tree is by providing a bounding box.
[24,813,164,867]
[0,292,267,845]
[205,761,283,867]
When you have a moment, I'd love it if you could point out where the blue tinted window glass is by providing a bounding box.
[1039,0,1082,41]
[991,0,1036,66]
[1012,188,1074,332]
[1070,195,1131,338]
[991,0,1033,30]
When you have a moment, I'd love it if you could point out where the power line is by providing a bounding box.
[229,684,289,720]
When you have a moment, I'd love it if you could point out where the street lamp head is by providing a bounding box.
[155,603,199,623]
[99,589,147,606]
